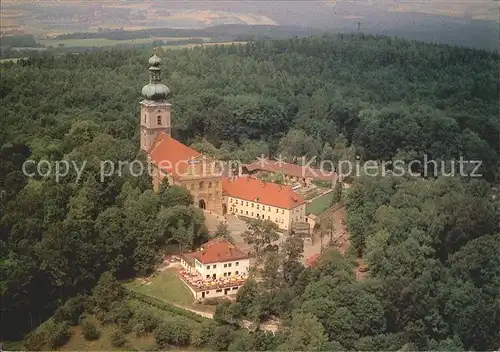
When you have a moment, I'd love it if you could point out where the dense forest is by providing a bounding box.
[1,34,499,349]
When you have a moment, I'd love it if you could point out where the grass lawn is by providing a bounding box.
[306,191,334,215]
[124,268,194,307]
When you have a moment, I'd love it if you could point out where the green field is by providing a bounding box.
[38,36,212,48]
[0,57,24,63]
[124,268,194,307]
[162,41,247,50]
[306,191,334,215]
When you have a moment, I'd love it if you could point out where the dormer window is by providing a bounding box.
[157,116,162,125]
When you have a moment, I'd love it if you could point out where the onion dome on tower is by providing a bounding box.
[141,48,169,101]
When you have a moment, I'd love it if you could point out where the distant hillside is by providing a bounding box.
[50,22,497,50]
[51,25,328,42]
[1,0,498,50]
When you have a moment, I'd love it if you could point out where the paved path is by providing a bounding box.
[169,301,280,332]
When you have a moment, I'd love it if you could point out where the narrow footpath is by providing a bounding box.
[169,302,280,332]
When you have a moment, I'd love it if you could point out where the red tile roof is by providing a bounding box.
[185,238,248,264]
[306,253,320,267]
[222,176,306,209]
[244,160,336,182]
[148,132,200,177]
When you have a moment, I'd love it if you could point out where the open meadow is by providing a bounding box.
[38,36,212,48]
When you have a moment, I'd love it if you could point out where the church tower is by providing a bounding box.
[140,49,171,152]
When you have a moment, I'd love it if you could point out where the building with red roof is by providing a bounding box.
[223,176,306,231]
[139,52,309,221]
[178,238,250,300]
[139,52,223,214]
[243,159,337,187]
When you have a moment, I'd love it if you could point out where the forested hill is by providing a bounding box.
[2,34,499,180]
[1,34,499,347]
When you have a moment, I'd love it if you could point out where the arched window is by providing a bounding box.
[199,181,204,190]
[208,182,212,188]
[157,116,162,125]
[143,115,147,124]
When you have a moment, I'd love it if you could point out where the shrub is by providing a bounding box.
[191,321,217,348]
[153,318,192,347]
[210,325,235,351]
[45,321,71,349]
[53,295,88,325]
[94,272,125,307]
[109,330,126,347]
[23,331,45,351]
[132,309,160,333]
[133,322,147,337]
[203,297,230,306]
[108,302,133,331]
[81,320,100,341]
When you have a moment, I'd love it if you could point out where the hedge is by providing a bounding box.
[125,288,209,324]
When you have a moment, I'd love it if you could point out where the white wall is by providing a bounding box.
[226,196,306,231]
[195,285,241,300]
[195,258,250,279]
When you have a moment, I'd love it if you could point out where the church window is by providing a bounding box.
[157,116,162,125]
[199,181,204,189]
[208,182,212,188]
[143,115,146,124]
